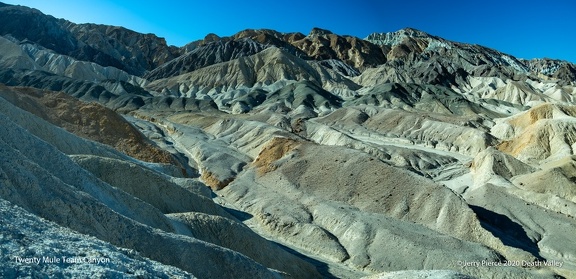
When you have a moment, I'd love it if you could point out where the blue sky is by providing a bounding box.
[4,0,576,62]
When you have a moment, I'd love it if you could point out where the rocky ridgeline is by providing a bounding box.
[1,1,576,279]
[0,3,179,76]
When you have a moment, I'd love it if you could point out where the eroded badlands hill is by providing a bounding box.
[1,2,576,279]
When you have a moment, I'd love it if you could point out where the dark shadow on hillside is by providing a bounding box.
[470,205,544,260]
[214,201,340,277]
[221,206,253,222]
[271,241,343,279]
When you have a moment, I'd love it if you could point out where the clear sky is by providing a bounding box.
[4,0,576,63]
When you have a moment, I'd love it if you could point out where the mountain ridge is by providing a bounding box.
[1,1,574,85]
[1,2,576,279]
[0,2,180,76]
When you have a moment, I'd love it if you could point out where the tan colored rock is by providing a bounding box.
[0,95,286,278]
[253,137,301,175]
[201,169,235,190]
[0,85,180,166]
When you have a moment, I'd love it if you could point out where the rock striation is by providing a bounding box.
[145,38,269,81]
[0,91,319,278]
[1,2,576,278]
[0,85,178,165]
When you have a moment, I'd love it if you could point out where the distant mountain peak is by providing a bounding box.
[365,28,437,47]
[375,27,432,39]
[398,27,430,36]
[308,27,333,37]
[203,33,221,42]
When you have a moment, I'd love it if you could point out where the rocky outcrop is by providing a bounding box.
[145,38,269,80]
[0,3,179,76]
[163,27,386,79]
[65,23,180,75]
[524,58,576,83]
[363,28,533,88]
[287,27,386,71]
